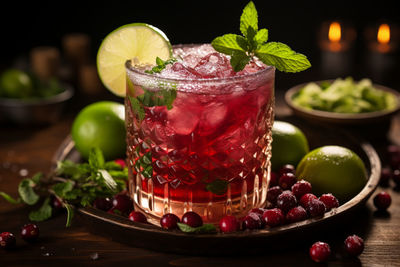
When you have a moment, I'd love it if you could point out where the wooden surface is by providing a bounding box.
[1,91,400,266]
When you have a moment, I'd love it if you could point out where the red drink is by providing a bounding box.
[126,44,274,224]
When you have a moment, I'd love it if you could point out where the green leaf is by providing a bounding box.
[29,197,52,222]
[129,96,145,121]
[230,50,251,72]
[240,1,258,37]
[52,181,74,198]
[65,203,74,227]
[205,179,229,195]
[31,172,43,184]
[255,42,311,73]
[211,34,247,55]
[104,161,123,171]
[18,179,40,205]
[89,147,105,171]
[0,191,22,204]
[98,169,117,191]
[255,28,268,44]
[177,223,217,233]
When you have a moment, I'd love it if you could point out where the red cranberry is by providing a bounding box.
[306,199,326,217]
[344,234,364,256]
[380,167,392,185]
[160,213,180,230]
[309,241,331,262]
[279,172,297,190]
[270,171,279,187]
[0,232,16,249]
[392,169,400,186]
[291,180,312,199]
[219,215,240,233]
[279,164,296,176]
[93,197,113,211]
[262,208,285,227]
[249,208,265,216]
[276,190,297,213]
[112,194,133,214]
[286,206,308,223]
[128,211,148,223]
[373,191,392,210]
[267,186,282,206]
[182,211,203,228]
[21,223,39,242]
[242,212,263,230]
[114,159,126,168]
[52,196,63,210]
[299,193,318,208]
[319,194,339,211]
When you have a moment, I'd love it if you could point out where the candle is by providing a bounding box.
[319,21,356,78]
[366,23,398,83]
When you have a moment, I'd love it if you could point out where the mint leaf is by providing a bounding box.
[212,34,247,55]
[52,181,74,198]
[88,147,105,171]
[230,50,251,72]
[255,28,268,45]
[29,197,52,222]
[255,42,311,73]
[145,57,177,74]
[205,179,229,195]
[240,1,258,37]
[128,96,145,121]
[18,179,39,205]
[177,223,217,233]
[98,169,117,191]
[0,191,21,204]
[31,172,43,184]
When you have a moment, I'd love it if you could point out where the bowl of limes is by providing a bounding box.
[285,77,400,124]
[0,68,74,125]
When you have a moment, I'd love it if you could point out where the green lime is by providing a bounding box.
[97,23,172,97]
[0,69,33,98]
[271,121,309,171]
[296,146,367,202]
[71,101,126,160]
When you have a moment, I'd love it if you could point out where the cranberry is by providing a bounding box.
[373,191,391,210]
[299,193,318,208]
[392,169,400,186]
[114,158,126,169]
[262,208,285,227]
[182,211,203,228]
[52,196,63,210]
[128,211,148,223]
[93,197,113,211]
[249,208,265,216]
[270,171,279,187]
[112,194,133,214]
[276,190,297,213]
[344,234,364,256]
[286,206,308,223]
[21,223,39,242]
[319,194,339,211]
[279,164,296,176]
[0,232,16,249]
[242,212,263,230]
[380,167,392,186]
[279,172,297,190]
[291,180,312,199]
[267,186,283,206]
[309,241,331,263]
[219,215,240,233]
[306,199,326,217]
[160,213,180,230]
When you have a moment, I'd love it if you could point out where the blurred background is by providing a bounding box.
[0,0,399,112]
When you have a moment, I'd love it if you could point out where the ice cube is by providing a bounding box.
[194,53,235,78]
[198,103,228,136]
[166,104,200,135]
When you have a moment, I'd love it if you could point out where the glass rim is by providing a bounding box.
[125,44,275,85]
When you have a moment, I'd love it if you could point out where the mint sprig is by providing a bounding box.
[177,223,217,234]
[211,1,311,72]
[145,57,177,74]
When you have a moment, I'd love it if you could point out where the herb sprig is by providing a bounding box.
[0,147,128,227]
[211,1,311,72]
[145,57,177,74]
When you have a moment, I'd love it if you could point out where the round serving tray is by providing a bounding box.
[51,117,380,256]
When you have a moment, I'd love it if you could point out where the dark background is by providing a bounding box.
[1,0,399,89]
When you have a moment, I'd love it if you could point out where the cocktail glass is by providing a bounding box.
[125,44,275,225]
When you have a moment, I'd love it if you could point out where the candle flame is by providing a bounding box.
[377,24,390,44]
[328,22,341,42]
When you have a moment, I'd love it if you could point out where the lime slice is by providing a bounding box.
[97,23,172,97]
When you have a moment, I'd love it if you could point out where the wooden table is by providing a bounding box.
[1,91,400,267]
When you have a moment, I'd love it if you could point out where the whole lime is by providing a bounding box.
[296,146,367,202]
[271,121,309,171]
[71,101,126,160]
[0,69,33,98]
